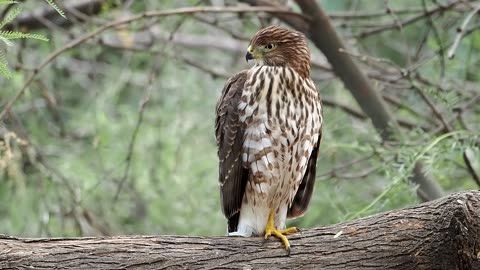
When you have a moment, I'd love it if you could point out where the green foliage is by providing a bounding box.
[43,0,65,19]
[0,31,49,41]
[0,6,20,28]
[0,1,18,5]
[0,2,55,78]
[0,50,8,77]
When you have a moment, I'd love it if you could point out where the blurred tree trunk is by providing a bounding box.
[239,0,445,202]
[1,191,478,269]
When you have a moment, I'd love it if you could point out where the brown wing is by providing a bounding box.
[215,70,249,233]
[287,132,322,218]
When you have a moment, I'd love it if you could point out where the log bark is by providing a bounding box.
[1,191,479,269]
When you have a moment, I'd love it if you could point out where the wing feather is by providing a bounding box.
[287,132,322,218]
[215,71,249,232]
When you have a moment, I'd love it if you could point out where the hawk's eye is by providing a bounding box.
[264,43,277,51]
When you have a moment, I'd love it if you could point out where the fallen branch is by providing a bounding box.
[1,191,479,269]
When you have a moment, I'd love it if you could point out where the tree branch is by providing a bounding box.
[0,191,478,269]
[447,3,480,59]
[0,5,308,122]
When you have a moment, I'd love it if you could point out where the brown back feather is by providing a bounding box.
[215,71,249,232]
[287,132,322,218]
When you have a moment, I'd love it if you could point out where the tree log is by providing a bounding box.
[1,191,479,269]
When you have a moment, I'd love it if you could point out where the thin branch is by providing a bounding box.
[352,1,459,39]
[384,0,412,67]
[112,73,153,202]
[463,151,480,187]
[0,5,309,121]
[413,80,480,186]
[180,55,230,78]
[321,97,366,120]
[114,12,192,200]
[328,7,429,20]
[447,4,480,59]
[411,83,452,132]
[421,0,446,76]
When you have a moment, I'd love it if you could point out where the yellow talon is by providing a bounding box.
[279,226,299,235]
[264,210,275,239]
[264,209,299,253]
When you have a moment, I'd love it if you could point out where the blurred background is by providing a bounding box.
[0,0,479,237]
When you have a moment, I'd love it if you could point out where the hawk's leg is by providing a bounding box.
[264,209,299,254]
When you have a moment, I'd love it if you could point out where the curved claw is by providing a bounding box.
[263,210,296,253]
[261,237,269,246]
[279,226,299,235]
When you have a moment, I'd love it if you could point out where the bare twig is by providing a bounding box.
[0,6,309,121]
[411,83,452,132]
[447,4,480,59]
[114,10,193,200]
[353,1,459,39]
[113,58,159,202]
[421,0,446,76]
[328,7,426,20]
[180,56,230,78]
[463,151,480,187]
[411,80,480,187]
[384,0,412,67]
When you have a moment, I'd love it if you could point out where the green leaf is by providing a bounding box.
[0,50,7,65]
[0,50,12,78]
[0,34,14,46]
[44,0,66,19]
[0,6,21,29]
[0,31,49,41]
[0,1,18,5]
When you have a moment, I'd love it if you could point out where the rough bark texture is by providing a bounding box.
[1,191,479,269]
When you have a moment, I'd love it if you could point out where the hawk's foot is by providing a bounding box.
[279,226,299,235]
[263,210,298,255]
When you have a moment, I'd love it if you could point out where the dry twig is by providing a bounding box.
[0,6,308,121]
[447,4,480,59]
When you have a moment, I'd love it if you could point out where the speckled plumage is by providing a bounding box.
[215,26,323,236]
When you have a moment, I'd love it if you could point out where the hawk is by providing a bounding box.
[215,25,323,253]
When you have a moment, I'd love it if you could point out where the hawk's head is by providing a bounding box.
[246,25,311,78]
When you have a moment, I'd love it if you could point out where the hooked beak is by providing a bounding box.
[246,51,254,62]
[246,45,255,62]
